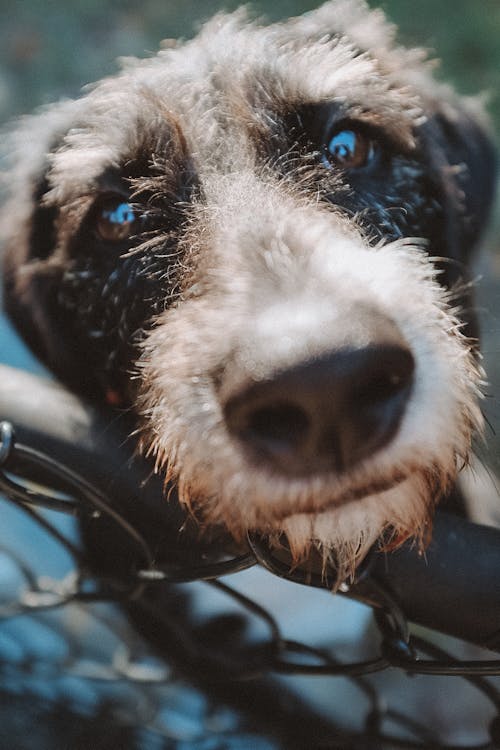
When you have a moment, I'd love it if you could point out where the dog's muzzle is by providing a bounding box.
[138,195,483,574]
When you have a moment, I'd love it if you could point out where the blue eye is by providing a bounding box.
[95,197,139,243]
[322,128,376,170]
[104,202,135,226]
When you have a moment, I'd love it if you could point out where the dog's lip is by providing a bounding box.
[251,470,410,525]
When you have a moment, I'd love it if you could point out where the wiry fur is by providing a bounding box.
[1,1,497,582]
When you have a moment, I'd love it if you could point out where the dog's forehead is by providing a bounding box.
[45,5,428,202]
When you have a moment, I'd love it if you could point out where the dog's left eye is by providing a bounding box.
[95,197,140,243]
[322,128,377,170]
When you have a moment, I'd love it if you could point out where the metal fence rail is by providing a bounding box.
[1,364,500,749]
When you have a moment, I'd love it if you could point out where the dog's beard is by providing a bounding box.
[138,208,484,582]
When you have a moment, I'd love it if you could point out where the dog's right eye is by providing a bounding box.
[94,196,140,243]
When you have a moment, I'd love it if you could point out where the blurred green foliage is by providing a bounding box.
[380,0,500,126]
[0,0,498,130]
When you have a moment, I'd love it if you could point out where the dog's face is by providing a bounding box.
[2,1,497,577]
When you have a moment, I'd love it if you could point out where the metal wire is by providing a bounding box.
[1,418,500,749]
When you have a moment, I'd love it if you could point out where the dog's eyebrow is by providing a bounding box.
[272,100,419,159]
[232,42,423,154]
[44,90,191,206]
[41,29,426,210]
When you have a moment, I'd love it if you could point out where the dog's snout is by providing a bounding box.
[223,331,415,477]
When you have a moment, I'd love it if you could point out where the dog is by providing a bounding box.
[1,0,497,583]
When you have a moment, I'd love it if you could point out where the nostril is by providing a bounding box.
[242,402,310,454]
[225,394,311,465]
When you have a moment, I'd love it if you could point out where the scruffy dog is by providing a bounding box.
[1,1,497,581]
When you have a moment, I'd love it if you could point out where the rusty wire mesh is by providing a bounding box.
[1,415,500,749]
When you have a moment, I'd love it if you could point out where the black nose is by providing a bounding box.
[222,336,414,476]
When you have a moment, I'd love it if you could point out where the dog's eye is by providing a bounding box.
[322,128,376,170]
[95,197,140,243]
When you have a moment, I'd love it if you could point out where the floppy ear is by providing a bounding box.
[1,103,102,397]
[419,99,497,264]
[416,99,497,339]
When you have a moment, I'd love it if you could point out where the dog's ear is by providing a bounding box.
[1,103,101,396]
[418,98,497,264]
[417,97,497,340]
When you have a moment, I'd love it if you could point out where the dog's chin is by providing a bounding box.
[275,473,437,581]
[153,441,452,583]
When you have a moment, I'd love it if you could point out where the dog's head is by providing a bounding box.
[2,1,497,577]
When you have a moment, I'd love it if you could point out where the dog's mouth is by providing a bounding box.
[257,470,411,523]
[211,337,417,526]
